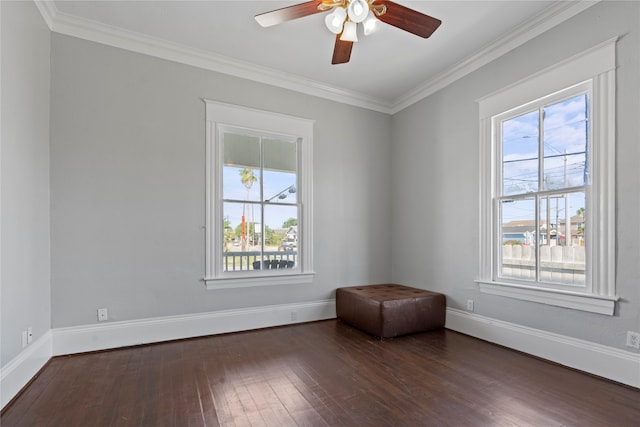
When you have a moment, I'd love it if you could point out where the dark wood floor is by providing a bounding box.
[2,320,639,427]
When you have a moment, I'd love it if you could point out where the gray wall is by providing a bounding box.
[1,1,52,366]
[50,34,392,327]
[4,0,638,367]
[390,1,640,349]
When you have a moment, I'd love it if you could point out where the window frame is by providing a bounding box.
[476,38,617,315]
[204,100,315,289]
[494,83,590,290]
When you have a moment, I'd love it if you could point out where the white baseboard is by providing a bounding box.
[1,331,53,410]
[52,299,336,356]
[4,302,637,412]
[445,308,640,388]
[2,300,334,411]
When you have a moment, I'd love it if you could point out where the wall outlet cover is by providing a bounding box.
[467,299,474,311]
[626,331,640,349]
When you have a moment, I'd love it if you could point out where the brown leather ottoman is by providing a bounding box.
[336,284,446,338]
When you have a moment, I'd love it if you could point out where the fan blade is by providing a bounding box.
[255,1,326,27]
[374,1,441,38]
[332,35,353,64]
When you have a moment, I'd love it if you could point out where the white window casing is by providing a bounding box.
[476,38,617,315]
[204,100,315,289]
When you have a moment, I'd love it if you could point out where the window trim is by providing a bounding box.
[204,100,315,289]
[493,82,591,292]
[476,38,617,315]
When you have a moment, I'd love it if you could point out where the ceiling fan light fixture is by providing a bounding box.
[325,7,347,34]
[340,20,358,42]
[255,0,442,65]
[362,11,378,36]
[347,0,369,24]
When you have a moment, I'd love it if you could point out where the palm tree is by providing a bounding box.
[240,168,257,250]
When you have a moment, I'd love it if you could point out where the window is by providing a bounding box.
[477,39,617,315]
[204,100,314,289]
[498,87,588,286]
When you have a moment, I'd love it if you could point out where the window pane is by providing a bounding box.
[263,138,297,204]
[264,171,296,204]
[539,191,585,285]
[265,204,298,267]
[502,111,539,196]
[500,197,536,281]
[543,95,588,190]
[263,137,297,173]
[223,201,262,271]
[223,132,261,202]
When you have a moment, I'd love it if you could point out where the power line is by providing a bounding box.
[503,150,585,164]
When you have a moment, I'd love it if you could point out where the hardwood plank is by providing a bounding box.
[2,320,639,426]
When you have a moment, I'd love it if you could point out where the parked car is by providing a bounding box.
[279,239,297,250]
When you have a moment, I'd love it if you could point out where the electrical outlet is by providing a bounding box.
[21,330,28,348]
[626,331,640,349]
[27,327,33,344]
[291,311,297,322]
[467,299,474,312]
[97,308,108,322]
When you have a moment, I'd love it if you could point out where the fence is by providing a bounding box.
[223,250,297,272]
[501,244,585,284]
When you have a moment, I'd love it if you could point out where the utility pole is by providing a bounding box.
[564,151,571,246]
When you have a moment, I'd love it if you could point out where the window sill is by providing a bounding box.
[205,272,315,290]
[475,280,617,315]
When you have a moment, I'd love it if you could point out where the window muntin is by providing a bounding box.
[496,91,589,290]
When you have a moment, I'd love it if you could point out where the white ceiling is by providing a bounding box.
[42,1,598,113]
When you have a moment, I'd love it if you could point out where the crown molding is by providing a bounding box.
[389,0,601,113]
[34,0,599,115]
[33,0,55,29]
[33,0,393,113]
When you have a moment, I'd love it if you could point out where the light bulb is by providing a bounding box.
[325,7,347,34]
[363,11,378,36]
[347,0,369,24]
[340,21,358,42]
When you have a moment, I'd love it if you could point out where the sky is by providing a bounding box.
[500,93,588,230]
[222,166,297,234]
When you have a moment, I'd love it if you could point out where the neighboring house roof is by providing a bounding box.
[503,225,534,234]
[503,220,536,228]
[503,215,584,229]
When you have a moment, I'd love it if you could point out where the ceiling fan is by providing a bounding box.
[255,0,442,64]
